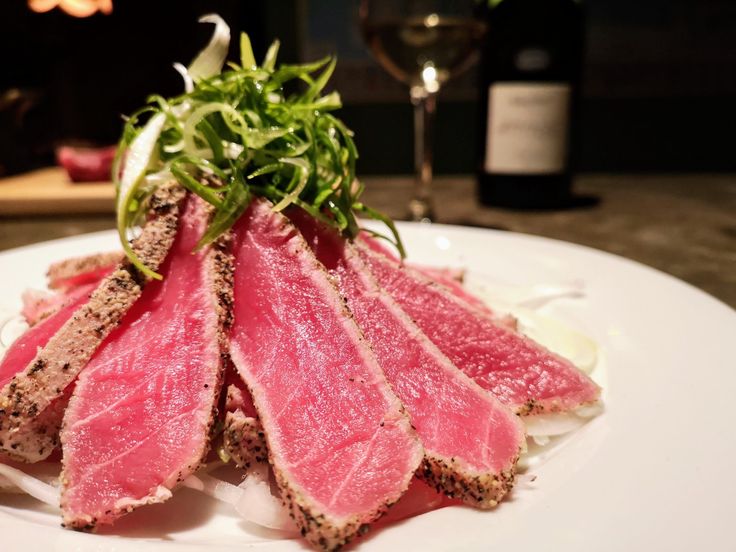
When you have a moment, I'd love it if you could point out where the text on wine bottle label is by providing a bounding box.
[484,83,571,175]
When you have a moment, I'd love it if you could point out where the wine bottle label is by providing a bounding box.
[484,82,571,174]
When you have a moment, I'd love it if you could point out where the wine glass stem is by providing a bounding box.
[409,86,437,222]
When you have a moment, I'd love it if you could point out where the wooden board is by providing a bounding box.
[0,167,115,215]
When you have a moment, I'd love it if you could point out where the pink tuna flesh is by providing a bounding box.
[228,200,422,549]
[1,284,95,389]
[360,234,492,315]
[359,246,600,415]
[50,264,116,291]
[61,197,223,528]
[295,214,523,507]
[20,282,103,327]
[22,256,115,326]
[223,368,258,418]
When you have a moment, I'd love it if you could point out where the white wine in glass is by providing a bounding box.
[360,1,485,221]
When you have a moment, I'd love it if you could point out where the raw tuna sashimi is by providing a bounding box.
[21,287,85,327]
[223,374,266,470]
[228,200,423,550]
[0,184,185,462]
[21,253,118,326]
[1,285,95,391]
[224,408,267,469]
[47,251,123,291]
[60,195,232,529]
[359,245,601,415]
[360,234,492,315]
[294,213,524,508]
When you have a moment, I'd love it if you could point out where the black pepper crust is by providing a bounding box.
[271,450,405,552]
[416,452,518,509]
[266,412,426,551]
[198,223,234,453]
[47,251,125,290]
[0,183,185,464]
[516,399,545,416]
[59,196,235,530]
[223,409,267,469]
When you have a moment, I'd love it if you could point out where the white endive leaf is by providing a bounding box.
[188,14,231,81]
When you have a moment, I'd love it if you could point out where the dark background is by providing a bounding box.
[1,0,735,176]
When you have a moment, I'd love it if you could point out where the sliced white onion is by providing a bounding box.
[235,464,297,533]
[0,463,59,507]
[188,14,231,81]
[524,403,604,438]
[467,283,599,374]
[173,62,194,94]
[224,141,245,159]
[180,474,204,492]
[0,311,27,351]
[182,466,297,535]
[513,306,599,374]
[468,280,585,310]
[181,467,240,503]
[117,112,166,220]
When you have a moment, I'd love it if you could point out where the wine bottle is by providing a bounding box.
[476,0,584,209]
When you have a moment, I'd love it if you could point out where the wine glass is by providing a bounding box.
[359,0,485,221]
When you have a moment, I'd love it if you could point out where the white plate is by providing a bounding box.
[1,223,735,552]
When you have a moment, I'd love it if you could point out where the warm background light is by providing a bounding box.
[28,0,112,18]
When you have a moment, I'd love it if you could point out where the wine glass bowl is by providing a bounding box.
[362,14,485,89]
[359,1,484,221]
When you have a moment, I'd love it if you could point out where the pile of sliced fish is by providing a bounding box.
[0,188,601,551]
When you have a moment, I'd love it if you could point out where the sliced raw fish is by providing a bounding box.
[224,408,267,469]
[223,375,265,469]
[228,200,423,550]
[0,183,185,462]
[1,286,94,391]
[47,251,123,291]
[359,245,601,415]
[360,234,492,315]
[295,214,524,508]
[21,253,117,327]
[60,195,232,529]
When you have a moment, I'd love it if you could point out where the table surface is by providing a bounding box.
[1,172,734,308]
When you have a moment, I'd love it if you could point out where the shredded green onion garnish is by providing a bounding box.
[114,14,405,277]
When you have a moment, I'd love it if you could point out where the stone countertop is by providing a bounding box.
[1,174,734,308]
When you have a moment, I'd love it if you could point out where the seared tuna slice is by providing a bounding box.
[0,183,185,463]
[294,214,524,508]
[60,195,232,529]
[359,246,601,415]
[20,286,89,327]
[360,234,493,315]
[223,377,267,469]
[22,253,116,327]
[221,365,258,417]
[22,262,115,327]
[47,251,123,291]
[224,408,267,469]
[228,200,423,551]
[1,286,93,392]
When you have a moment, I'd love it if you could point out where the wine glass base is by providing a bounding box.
[408,198,435,223]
